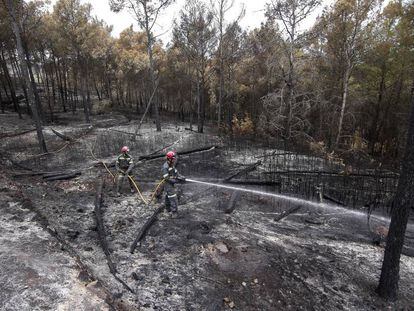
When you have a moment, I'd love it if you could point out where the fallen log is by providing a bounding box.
[16,128,92,164]
[13,171,47,177]
[225,191,240,214]
[16,191,135,303]
[95,180,135,293]
[130,205,164,254]
[172,145,220,156]
[14,170,81,178]
[273,205,301,222]
[224,160,262,182]
[179,146,218,157]
[138,145,219,161]
[107,128,141,137]
[51,128,73,141]
[9,159,33,171]
[305,218,325,225]
[145,138,182,157]
[43,172,81,181]
[322,193,345,206]
[42,171,80,178]
[94,180,117,275]
[182,164,256,206]
[0,128,36,139]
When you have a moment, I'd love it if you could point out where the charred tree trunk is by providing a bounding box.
[57,57,67,112]
[369,63,386,155]
[51,67,57,111]
[77,54,90,123]
[284,41,294,142]
[23,40,44,123]
[143,9,161,132]
[72,69,78,114]
[135,81,158,137]
[335,60,352,149]
[94,180,117,274]
[224,191,240,214]
[1,77,10,101]
[94,76,101,101]
[274,205,301,222]
[223,161,262,182]
[0,87,4,113]
[138,145,218,161]
[52,54,66,113]
[107,74,114,104]
[44,172,81,182]
[197,79,203,133]
[1,49,21,118]
[41,53,54,121]
[63,61,68,107]
[377,80,414,300]
[217,3,224,128]
[6,0,47,153]
[130,205,164,254]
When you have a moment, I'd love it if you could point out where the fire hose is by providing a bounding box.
[127,175,149,205]
[90,147,164,205]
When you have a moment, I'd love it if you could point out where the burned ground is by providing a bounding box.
[1,111,413,310]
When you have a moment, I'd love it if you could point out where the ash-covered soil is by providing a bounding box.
[0,177,110,310]
[1,111,413,310]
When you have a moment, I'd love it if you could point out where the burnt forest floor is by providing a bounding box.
[0,110,413,311]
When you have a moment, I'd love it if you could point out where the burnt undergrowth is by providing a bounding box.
[2,113,414,310]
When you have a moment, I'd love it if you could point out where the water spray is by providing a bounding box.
[186,178,307,202]
[185,178,393,224]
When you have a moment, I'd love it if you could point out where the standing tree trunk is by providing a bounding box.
[217,2,224,128]
[62,60,69,106]
[51,66,57,110]
[335,61,352,149]
[72,68,78,114]
[57,57,66,112]
[283,15,296,142]
[0,86,4,113]
[10,49,32,116]
[145,27,161,132]
[77,53,90,123]
[23,41,45,122]
[369,63,386,155]
[81,75,90,123]
[0,49,21,118]
[218,50,224,128]
[377,80,414,300]
[197,78,203,133]
[94,76,101,101]
[6,0,47,153]
[52,54,66,112]
[44,65,54,122]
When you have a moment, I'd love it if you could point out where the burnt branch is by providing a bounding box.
[130,205,164,254]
